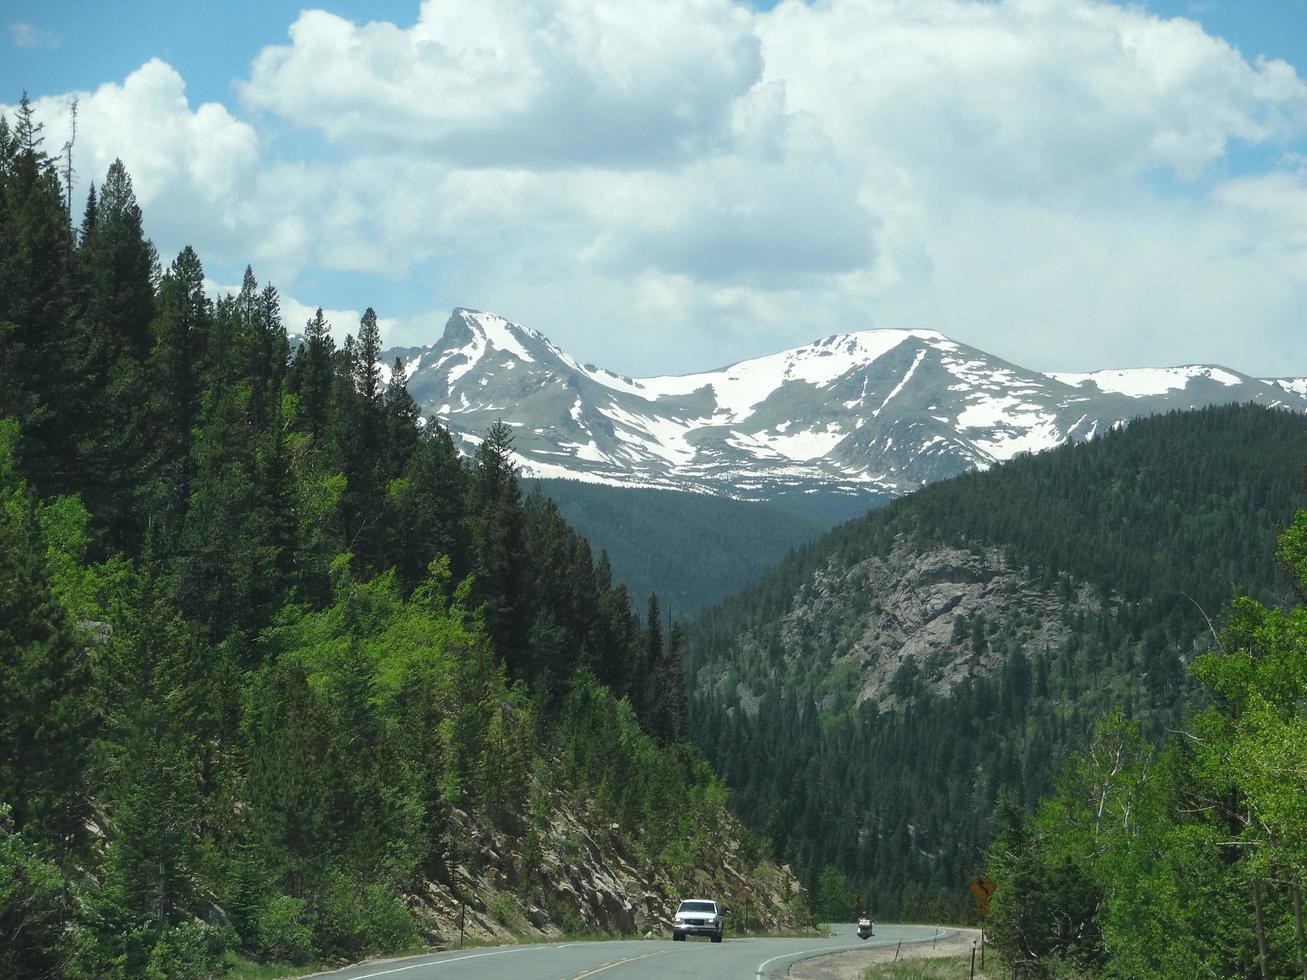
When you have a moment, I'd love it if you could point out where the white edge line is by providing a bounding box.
[343,945,547,979]
[756,932,957,979]
[755,941,866,978]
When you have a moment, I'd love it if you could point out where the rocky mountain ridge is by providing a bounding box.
[748,542,1097,714]
[382,308,1307,501]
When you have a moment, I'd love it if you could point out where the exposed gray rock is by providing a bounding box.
[728,541,1102,711]
[407,776,806,946]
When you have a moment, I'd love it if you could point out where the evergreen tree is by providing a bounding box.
[383,357,420,475]
[85,586,216,974]
[70,160,159,553]
[387,422,468,595]
[0,94,76,497]
[0,421,91,857]
[146,246,210,543]
[468,420,529,673]
[332,311,389,574]
[289,308,335,441]
[638,593,663,724]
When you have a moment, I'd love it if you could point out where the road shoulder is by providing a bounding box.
[787,928,983,979]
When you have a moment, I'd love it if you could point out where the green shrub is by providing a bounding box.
[257,895,315,964]
[0,813,69,978]
[315,875,419,957]
[144,921,227,979]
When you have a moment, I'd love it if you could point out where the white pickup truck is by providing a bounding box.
[671,898,726,942]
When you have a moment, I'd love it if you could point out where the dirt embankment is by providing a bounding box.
[789,928,988,980]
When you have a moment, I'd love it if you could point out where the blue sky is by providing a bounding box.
[4,0,1306,377]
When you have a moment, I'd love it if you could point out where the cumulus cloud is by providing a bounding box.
[12,0,1307,378]
[5,60,262,273]
[240,0,761,167]
[17,60,257,209]
[758,0,1307,191]
[206,278,424,349]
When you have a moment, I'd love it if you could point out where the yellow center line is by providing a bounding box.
[569,949,671,979]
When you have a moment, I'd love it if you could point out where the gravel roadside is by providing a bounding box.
[788,927,986,980]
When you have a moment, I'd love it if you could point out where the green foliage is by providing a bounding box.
[861,955,978,979]
[0,422,91,853]
[143,921,227,980]
[0,805,70,979]
[0,142,771,976]
[556,672,728,879]
[313,875,418,959]
[985,507,1307,978]
[685,404,1307,919]
[808,865,856,921]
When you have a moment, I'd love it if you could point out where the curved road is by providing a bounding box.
[311,923,951,980]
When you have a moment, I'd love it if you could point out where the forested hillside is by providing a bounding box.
[535,480,832,615]
[983,510,1307,978]
[0,98,803,978]
[684,403,1307,920]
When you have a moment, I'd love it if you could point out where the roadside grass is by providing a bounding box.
[862,953,992,979]
[224,950,325,979]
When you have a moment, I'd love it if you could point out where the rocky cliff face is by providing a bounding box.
[408,782,805,945]
[730,542,1096,713]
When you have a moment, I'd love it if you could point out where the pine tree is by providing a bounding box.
[468,421,529,673]
[354,307,383,406]
[289,308,335,441]
[0,93,76,498]
[653,622,687,745]
[383,357,420,475]
[387,421,468,595]
[92,579,212,959]
[0,421,91,856]
[638,593,663,723]
[251,282,288,431]
[70,161,160,553]
[146,246,210,543]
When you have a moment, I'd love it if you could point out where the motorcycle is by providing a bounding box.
[857,916,874,940]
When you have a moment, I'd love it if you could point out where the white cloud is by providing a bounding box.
[8,22,59,49]
[758,0,1307,191]
[206,278,426,349]
[21,60,258,210]
[4,60,262,275]
[240,0,761,167]
[12,1,1307,379]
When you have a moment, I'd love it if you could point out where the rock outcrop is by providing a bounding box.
[730,541,1098,712]
[406,788,806,945]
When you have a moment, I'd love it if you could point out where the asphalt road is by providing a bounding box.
[310,923,951,980]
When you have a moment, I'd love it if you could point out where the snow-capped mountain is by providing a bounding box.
[385,308,1307,500]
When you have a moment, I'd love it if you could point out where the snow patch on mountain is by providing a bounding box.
[465,310,536,363]
[735,426,849,462]
[873,349,927,418]
[592,403,689,464]
[633,330,939,422]
[1050,365,1244,396]
[389,308,1307,501]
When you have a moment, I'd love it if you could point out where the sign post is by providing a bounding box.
[968,874,995,918]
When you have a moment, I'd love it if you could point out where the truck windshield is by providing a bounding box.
[678,901,716,914]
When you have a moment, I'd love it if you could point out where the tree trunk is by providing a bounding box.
[1293,882,1306,980]
[1254,878,1270,980]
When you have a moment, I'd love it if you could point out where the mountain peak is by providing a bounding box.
[389,307,1307,500]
